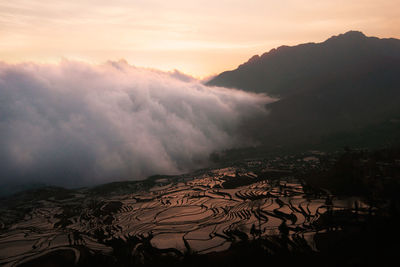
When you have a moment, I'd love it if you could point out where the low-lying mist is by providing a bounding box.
[0,60,272,187]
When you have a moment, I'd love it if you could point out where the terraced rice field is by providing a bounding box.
[0,165,366,266]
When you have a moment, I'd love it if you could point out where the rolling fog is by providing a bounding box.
[0,60,272,187]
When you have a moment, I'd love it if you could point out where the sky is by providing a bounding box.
[1,0,399,77]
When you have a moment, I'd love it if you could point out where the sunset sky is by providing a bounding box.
[1,0,399,77]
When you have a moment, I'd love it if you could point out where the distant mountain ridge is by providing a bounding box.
[208,31,400,97]
[208,31,400,150]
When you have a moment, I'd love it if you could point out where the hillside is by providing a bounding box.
[208,31,400,149]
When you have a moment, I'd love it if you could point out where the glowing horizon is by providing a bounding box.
[1,0,399,77]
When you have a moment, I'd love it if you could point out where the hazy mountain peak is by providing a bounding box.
[337,30,366,38]
[325,30,367,42]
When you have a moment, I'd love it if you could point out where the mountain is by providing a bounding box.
[208,31,400,97]
[208,31,400,150]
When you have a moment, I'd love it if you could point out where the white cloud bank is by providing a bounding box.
[0,60,272,187]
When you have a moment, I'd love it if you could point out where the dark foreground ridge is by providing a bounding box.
[1,147,399,266]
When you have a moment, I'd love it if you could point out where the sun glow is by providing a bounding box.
[0,0,399,77]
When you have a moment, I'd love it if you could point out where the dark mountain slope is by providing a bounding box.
[208,31,400,149]
[254,67,400,147]
[207,31,400,98]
